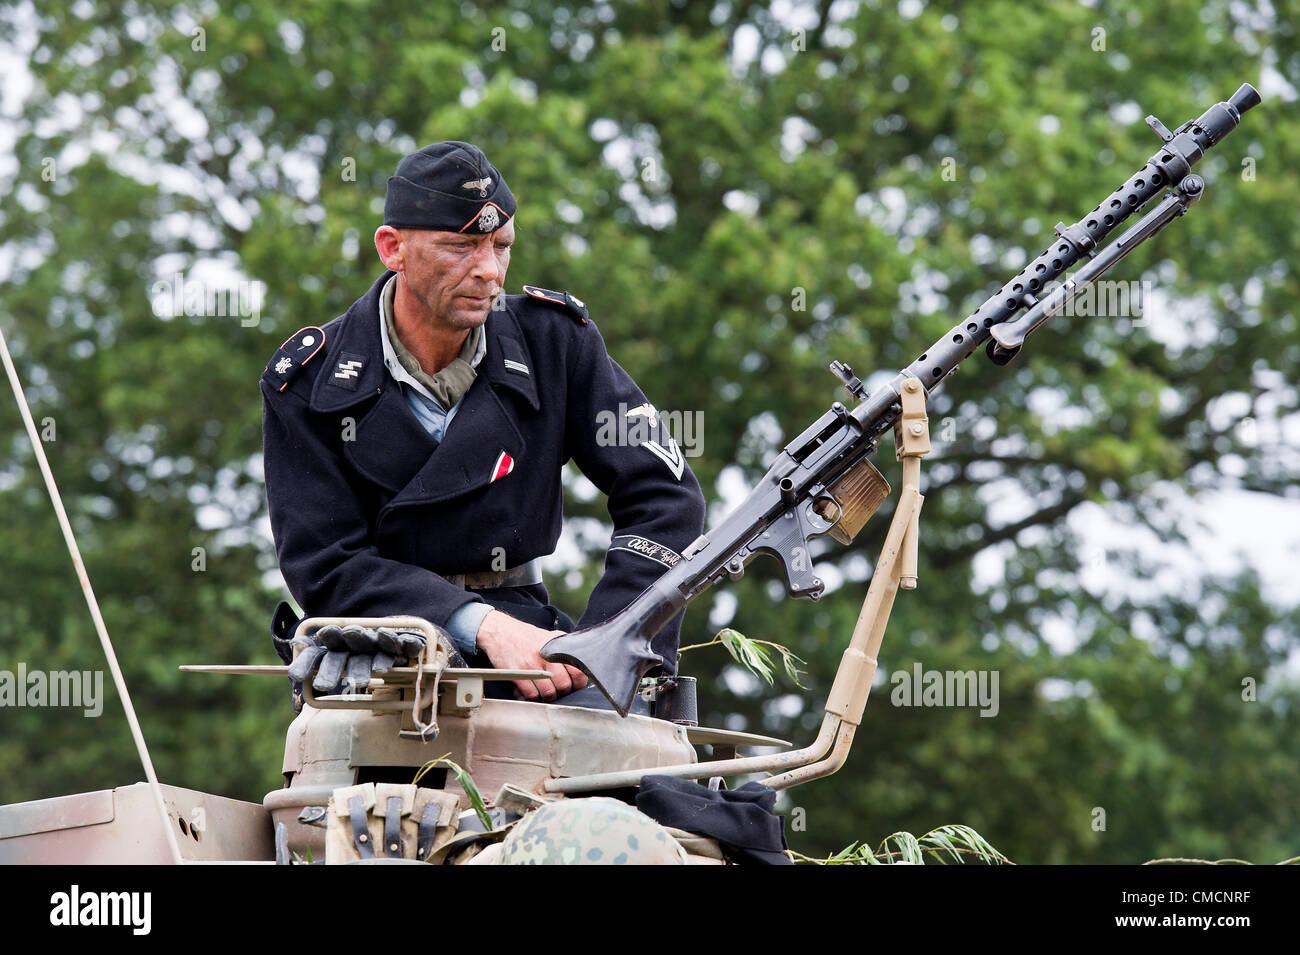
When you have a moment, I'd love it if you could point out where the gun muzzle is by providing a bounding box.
[1196,82,1262,144]
[1230,82,1263,116]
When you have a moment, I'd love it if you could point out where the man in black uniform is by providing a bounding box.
[261,141,706,703]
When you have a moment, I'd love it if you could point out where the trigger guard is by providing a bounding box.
[747,507,825,600]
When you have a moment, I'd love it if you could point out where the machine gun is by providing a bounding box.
[545,82,1263,716]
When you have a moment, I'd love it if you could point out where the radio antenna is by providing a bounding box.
[0,322,183,865]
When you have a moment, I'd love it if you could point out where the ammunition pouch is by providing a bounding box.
[325,783,461,864]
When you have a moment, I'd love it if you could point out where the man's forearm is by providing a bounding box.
[444,600,492,655]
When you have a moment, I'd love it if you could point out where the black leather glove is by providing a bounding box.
[287,625,427,694]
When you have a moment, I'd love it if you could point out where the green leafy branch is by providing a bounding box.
[679,628,808,688]
[414,753,492,829]
[1144,855,1300,865]
[792,825,1011,865]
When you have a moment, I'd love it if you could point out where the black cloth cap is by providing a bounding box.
[635,775,793,865]
[384,141,516,234]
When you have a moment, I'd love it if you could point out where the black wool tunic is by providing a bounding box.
[260,271,707,670]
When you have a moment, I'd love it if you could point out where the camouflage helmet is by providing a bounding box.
[496,798,687,865]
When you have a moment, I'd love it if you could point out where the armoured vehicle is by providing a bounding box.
[0,379,920,865]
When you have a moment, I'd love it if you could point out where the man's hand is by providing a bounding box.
[475,610,588,702]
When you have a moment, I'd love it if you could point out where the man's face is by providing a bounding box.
[382,220,514,331]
